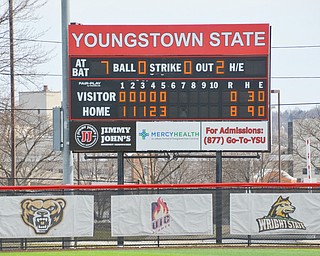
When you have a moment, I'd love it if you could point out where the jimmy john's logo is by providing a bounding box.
[21,198,66,234]
[256,196,306,232]
[75,124,98,148]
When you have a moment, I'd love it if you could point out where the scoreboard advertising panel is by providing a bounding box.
[68,24,271,152]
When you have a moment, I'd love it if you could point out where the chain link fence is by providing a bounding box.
[0,183,319,251]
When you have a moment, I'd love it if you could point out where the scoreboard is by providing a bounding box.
[70,56,268,120]
[68,24,271,152]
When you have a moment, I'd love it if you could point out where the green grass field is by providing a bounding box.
[1,248,320,256]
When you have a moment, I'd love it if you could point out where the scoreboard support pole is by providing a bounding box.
[215,151,223,244]
[61,0,73,185]
[61,0,74,249]
[117,152,124,247]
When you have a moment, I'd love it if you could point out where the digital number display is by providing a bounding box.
[70,56,269,121]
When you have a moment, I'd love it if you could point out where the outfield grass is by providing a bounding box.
[1,248,320,256]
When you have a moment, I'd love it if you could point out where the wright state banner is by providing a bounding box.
[111,194,213,236]
[0,195,94,238]
[230,193,320,235]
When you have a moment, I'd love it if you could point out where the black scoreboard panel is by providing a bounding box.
[70,56,269,121]
[70,57,267,78]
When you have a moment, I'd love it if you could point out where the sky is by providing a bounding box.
[32,0,320,111]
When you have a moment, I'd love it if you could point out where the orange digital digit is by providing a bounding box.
[133,106,137,117]
[138,60,147,75]
[159,106,167,117]
[248,106,255,116]
[150,91,157,102]
[248,91,254,102]
[258,106,265,116]
[230,91,237,102]
[184,61,192,74]
[258,91,265,102]
[100,60,109,75]
[129,91,136,102]
[143,106,147,117]
[160,91,167,102]
[216,60,225,75]
[150,106,157,117]
[230,106,237,116]
[140,91,146,102]
[119,91,126,102]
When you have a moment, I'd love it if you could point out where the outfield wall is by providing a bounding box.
[0,183,320,250]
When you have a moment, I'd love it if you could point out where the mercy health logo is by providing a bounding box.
[136,122,201,151]
[75,124,99,148]
[138,129,200,140]
[139,129,149,140]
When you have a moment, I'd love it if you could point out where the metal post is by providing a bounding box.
[9,0,16,186]
[77,153,80,185]
[277,91,281,182]
[215,151,222,244]
[271,90,281,182]
[61,0,73,249]
[118,152,124,185]
[278,90,281,183]
[117,152,124,247]
[61,0,73,185]
[287,117,294,176]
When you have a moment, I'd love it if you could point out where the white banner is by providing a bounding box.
[230,193,320,235]
[111,194,212,236]
[0,195,94,238]
[202,121,268,151]
[136,122,201,151]
[136,121,268,151]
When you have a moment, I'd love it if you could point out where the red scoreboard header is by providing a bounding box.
[68,24,270,56]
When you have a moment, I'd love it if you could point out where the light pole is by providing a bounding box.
[61,0,73,185]
[271,89,281,182]
[9,0,16,186]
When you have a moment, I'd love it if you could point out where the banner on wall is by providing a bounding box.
[0,195,94,238]
[111,194,213,236]
[230,193,320,235]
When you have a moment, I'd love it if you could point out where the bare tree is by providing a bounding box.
[126,153,217,184]
[222,150,285,183]
[169,158,215,183]
[223,157,252,182]
[126,153,186,184]
[293,114,320,173]
[253,151,279,182]
[74,154,118,184]
[0,100,60,185]
[0,0,50,91]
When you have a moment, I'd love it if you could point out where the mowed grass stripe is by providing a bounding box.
[1,248,320,256]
